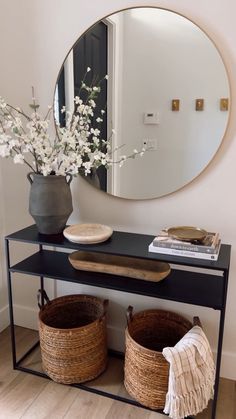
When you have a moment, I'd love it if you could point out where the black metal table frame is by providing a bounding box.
[4,225,231,419]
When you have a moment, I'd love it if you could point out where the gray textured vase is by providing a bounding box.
[27,173,73,235]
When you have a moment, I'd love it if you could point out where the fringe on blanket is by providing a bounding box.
[163,370,215,419]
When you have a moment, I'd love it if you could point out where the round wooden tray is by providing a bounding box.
[63,223,113,244]
[69,251,171,282]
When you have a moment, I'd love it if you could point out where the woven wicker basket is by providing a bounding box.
[38,290,108,384]
[124,306,193,410]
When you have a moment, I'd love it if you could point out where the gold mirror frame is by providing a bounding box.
[54,6,231,200]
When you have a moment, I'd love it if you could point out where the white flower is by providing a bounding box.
[41,165,51,176]
[0,144,10,157]
[105,75,109,80]
[101,157,108,165]
[13,154,24,164]
[9,139,20,148]
[0,69,147,177]
[77,104,85,113]
[89,99,96,108]
[4,120,13,129]
[0,133,10,144]
[92,136,100,147]
[74,96,83,105]
[91,128,100,136]
[0,99,6,109]
[83,161,92,174]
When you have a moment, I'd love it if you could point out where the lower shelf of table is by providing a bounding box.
[17,341,163,412]
[14,331,204,418]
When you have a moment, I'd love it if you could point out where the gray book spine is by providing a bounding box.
[152,239,220,254]
[148,243,220,260]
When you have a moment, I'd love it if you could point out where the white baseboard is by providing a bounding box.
[5,305,236,380]
[13,304,39,331]
[216,349,236,381]
[0,305,9,332]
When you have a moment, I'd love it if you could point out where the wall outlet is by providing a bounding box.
[142,138,158,150]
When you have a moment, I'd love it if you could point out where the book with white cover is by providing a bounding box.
[152,230,220,254]
[148,241,221,261]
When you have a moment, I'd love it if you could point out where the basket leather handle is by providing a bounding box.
[101,299,109,319]
[37,289,50,309]
[126,305,133,325]
[193,316,202,327]
[27,172,34,184]
[66,174,73,185]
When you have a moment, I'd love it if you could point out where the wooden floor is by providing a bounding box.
[0,327,235,419]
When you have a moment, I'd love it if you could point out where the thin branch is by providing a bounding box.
[12,147,36,172]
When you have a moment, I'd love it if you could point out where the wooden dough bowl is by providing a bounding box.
[69,251,171,282]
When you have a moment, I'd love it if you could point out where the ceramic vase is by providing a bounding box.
[27,173,73,235]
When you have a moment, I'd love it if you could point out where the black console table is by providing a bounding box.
[5,224,231,419]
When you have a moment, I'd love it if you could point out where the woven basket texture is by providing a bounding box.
[38,294,108,384]
[124,309,192,410]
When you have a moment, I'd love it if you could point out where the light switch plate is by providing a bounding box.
[143,112,159,124]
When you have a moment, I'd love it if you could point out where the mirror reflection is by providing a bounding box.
[55,7,230,199]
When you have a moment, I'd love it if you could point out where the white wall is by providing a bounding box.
[0,0,236,380]
[0,159,9,331]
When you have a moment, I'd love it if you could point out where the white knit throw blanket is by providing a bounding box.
[162,325,215,419]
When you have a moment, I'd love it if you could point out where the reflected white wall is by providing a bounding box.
[114,8,229,198]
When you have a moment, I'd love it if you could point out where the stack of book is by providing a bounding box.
[148,229,221,260]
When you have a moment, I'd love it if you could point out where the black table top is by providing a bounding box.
[6,224,231,271]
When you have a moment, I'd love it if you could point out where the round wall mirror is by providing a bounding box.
[54,7,230,200]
